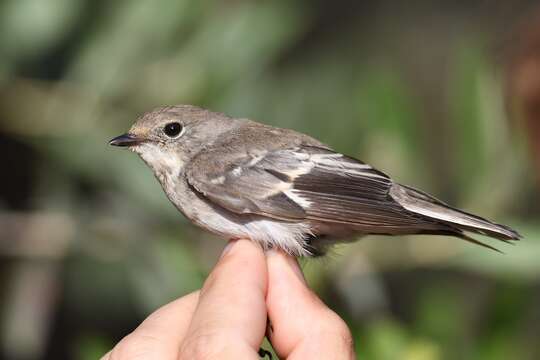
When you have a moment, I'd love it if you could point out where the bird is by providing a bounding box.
[109,105,520,257]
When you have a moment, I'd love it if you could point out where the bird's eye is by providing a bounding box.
[163,122,183,138]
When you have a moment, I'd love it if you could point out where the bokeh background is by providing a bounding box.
[1,0,540,359]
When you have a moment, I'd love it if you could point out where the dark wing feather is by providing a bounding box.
[289,147,440,230]
[187,145,441,232]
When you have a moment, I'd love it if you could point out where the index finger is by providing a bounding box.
[179,239,268,359]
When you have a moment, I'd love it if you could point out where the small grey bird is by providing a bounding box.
[109,105,520,256]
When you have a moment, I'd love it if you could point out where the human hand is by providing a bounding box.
[102,239,355,359]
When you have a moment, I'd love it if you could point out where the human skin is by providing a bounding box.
[101,239,356,359]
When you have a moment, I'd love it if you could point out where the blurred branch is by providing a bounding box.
[1,261,60,360]
[0,211,73,259]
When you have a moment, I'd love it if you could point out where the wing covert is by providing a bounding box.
[186,149,310,220]
[187,145,432,228]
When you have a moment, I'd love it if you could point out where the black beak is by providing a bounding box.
[109,133,143,147]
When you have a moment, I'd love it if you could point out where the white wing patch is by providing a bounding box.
[277,151,313,180]
[311,153,387,180]
[284,189,312,208]
[231,167,243,176]
[210,175,226,185]
[247,153,265,166]
[278,151,386,209]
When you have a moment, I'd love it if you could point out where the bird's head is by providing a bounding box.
[109,105,237,177]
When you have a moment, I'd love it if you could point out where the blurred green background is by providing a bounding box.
[1,0,540,359]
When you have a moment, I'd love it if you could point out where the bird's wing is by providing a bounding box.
[186,145,432,229]
[186,147,309,221]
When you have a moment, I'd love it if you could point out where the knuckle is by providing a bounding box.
[319,312,354,351]
[332,326,355,354]
[335,319,353,343]
[179,329,227,360]
[336,327,355,352]
[108,331,162,360]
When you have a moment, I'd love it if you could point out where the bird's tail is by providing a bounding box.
[390,184,521,251]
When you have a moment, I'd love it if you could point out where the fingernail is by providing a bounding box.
[220,239,238,259]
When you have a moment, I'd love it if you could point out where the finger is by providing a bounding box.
[266,251,355,359]
[106,291,199,360]
[179,239,268,359]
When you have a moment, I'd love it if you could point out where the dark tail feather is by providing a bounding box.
[391,184,521,250]
[457,233,505,253]
[419,228,506,253]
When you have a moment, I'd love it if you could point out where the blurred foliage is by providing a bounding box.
[1,0,539,359]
